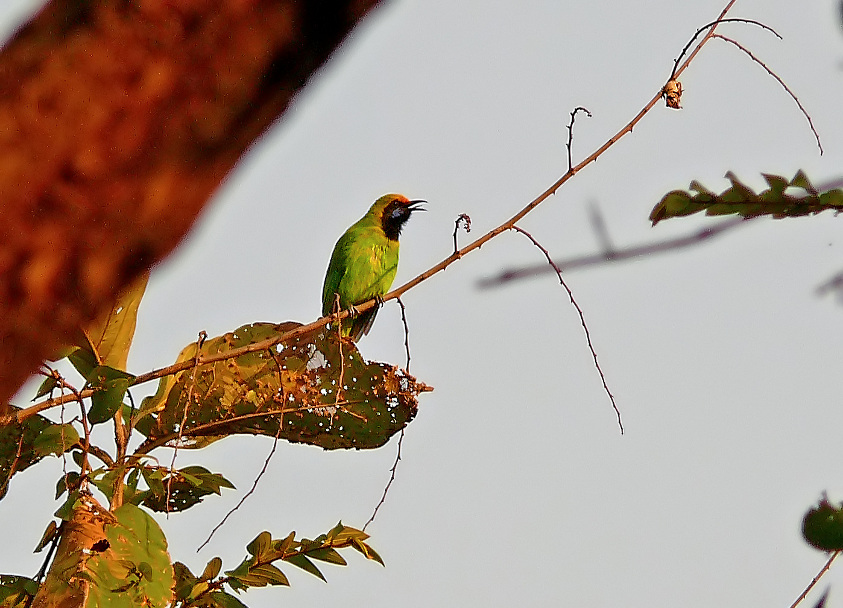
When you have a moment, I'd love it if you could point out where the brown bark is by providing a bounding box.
[0,0,382,407]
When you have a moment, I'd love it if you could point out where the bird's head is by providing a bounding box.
[375,193,426,241]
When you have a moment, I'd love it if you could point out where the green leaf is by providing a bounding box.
[80,271,149,372]
[54,491,81,521]
[200,557,223,582]
[67,347,98,380]
[136,322,432,451]
[32,423,79,458]
[87,366,133,425]
[246,531,272,559]
[141,466,234,513]
[33,376,59,400]
[85,503,174,608]
[141,467,166,498]
[34,521,58,553]
[350,537,384,566]
[650,171,843,225]
[55,471,80,499]
[0,575,38,608]
[304,547,346,566]
[0,408,67,501]
[186,581,210,600]
[284,554,326,582]
[249,563,289,587]
[208,591,249,608]
[803,497,843,551]
[172,562,197,602]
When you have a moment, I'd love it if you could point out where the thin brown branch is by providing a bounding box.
[711,34,823,155]
[479,217,750,287]
[363,429,404,532]
[196,345,289,551]
[511,225,623,434]
[166,331,207,514]
[453,214,472,255]
[10,0,737,426]
[670,14,779,78]
[197,431,282,553]
[566,107,592,171]
[396,298,412,372]
[790,551,839,608]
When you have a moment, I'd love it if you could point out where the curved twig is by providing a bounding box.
[711,34,822,154]
[511,225,623,434]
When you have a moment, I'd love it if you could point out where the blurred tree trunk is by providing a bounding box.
[0,0,382,407]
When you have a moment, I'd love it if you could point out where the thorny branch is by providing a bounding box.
[453,214,471,254]
[197,345,288,551]
[165,331,207,513]
[511,225,623,433]
[11,1,738,427]
[397,298,412,371]
[566,107,592,171]
[669,16,781,78]
[711,33,822,154]
[789,551,839,608]
[363,429,405,532]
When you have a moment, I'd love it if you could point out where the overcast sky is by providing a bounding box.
[4,1,843,607]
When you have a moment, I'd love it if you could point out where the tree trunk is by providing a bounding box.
[0,0,382,407]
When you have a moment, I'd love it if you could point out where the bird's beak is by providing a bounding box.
[408,200,426,213]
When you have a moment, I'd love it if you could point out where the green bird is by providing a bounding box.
[322,193,425,341]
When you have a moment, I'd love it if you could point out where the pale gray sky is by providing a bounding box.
[3,1,843,606]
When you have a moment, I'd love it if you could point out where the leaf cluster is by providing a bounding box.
[649,171,843,225]
[172,523,382,608]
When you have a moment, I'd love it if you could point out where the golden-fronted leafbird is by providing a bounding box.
[322,193,425,341]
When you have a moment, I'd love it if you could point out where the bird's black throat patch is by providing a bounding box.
[381,201,414,241]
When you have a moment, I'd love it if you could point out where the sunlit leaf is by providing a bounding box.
[137,322,431,451]
[284,554,326,582]
[85,503,174,608]
[200,557,223,582]
[0,575,37,608]
[246,531,272,559]
[82,271,149,371]
[208,591,249,608]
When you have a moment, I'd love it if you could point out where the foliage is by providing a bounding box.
[649,171,843,225]
[0,409,77,500]
[0,267,428,607]
[172,523,382,608]
[803,496,843,551]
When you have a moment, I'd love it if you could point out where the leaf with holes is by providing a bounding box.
[66,272,149,373]
[137,322,431,451]
[141,466,234,513]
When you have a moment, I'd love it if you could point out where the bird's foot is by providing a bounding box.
[347,304,360,318]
